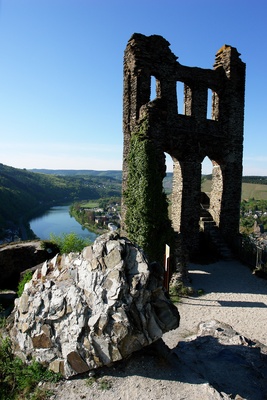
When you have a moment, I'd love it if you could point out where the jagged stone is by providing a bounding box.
[9,232,180,378]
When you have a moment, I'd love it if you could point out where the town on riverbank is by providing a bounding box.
[69,198,121,234]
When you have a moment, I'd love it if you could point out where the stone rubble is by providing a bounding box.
[9,232,179,378]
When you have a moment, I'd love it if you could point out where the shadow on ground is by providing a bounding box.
[81,321,267,400]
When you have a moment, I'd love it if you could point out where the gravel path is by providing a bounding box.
[49,259,267,400]
[164,259,267,348]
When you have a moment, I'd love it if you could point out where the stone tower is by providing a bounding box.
[122,33,246,257]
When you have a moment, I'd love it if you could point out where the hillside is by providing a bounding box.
[30,171,267,199]
[201,176,267,200]
[0,164,121,229]
[30,169,123,180]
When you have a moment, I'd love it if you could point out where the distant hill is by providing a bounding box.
[202,175,267,200]
[31,170,267,185]
[30,169,174,194]
[203,174,267,185]
[30,169,123,180]
[0,164,121,229]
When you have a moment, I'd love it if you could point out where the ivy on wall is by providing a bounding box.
[124,118,174,263]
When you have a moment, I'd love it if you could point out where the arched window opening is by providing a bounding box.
[201,156,213,195]
[163,153,173,223]
[164,153,173,195]
[200,157,213,230]
[150,76,157,101]
[207,89,213,119]
[209,160,223,227]
[170,157,182,232]
[176,81,185,114]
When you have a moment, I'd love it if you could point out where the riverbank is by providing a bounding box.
[69,201,120,235]
[29,205,98,242]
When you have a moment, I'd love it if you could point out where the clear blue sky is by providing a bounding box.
[0,0,266,175]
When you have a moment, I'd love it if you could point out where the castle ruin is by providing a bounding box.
[121,33,246,259]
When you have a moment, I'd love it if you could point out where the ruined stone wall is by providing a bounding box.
[122,34,246,259]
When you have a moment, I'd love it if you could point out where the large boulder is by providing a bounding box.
[9,232,179,378]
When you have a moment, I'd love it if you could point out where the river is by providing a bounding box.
[29,205,98,242]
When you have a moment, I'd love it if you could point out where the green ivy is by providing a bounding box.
[124,118,174,263]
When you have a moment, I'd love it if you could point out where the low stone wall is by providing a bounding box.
[0,241,58,290]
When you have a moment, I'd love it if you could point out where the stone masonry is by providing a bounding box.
[121,33,246,257]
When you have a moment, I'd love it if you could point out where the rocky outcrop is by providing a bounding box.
[0,241,58,290]
[9,232,179,378]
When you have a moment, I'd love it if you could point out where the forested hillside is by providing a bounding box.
[0,164,121,227]
[242,176,267,185]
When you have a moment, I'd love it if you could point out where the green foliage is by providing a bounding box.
[86,376,97,387]
[240,199,267,233]
[240,199,267,213]
[17,271,33,297]
[40,240,59,253]
[70,197,121,235]
[98,196,121,211]
[0,335,61,400]
[169,282,194,303]
[49,232,90,254]
[98,377,112,391]
[168,286,181,303]
[124,118,174,263]
[0,305,6,329]
[85,376,112,391]
[242,176,267,185]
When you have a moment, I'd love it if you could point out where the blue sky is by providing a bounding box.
[0,0,266,175]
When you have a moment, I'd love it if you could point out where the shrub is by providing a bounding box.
[49,232,91,254]
[17,271,33,297]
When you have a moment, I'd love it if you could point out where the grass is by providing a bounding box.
[0,335,62,400]
[17,271,33,297]
[80,200,100,208]
[86,376,112,391]
[169,283,194,303]
[98,378,112,391]
[241,183,267,200]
